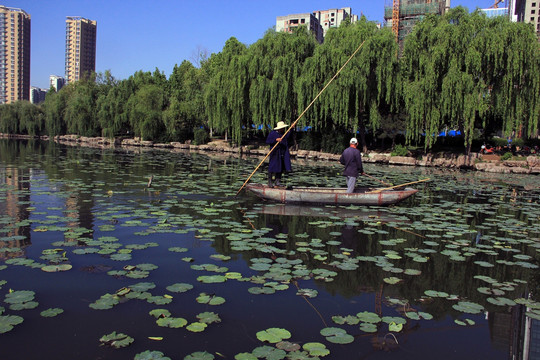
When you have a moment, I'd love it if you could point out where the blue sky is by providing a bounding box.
[2,0,497,89]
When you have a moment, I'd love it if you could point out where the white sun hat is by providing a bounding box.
[274,121,289,130]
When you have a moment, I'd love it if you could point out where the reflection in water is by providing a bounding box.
[0,167,31,259]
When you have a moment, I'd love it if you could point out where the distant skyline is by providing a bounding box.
[1,0,499,89]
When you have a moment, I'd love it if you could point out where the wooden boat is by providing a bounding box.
[245,184,418,206]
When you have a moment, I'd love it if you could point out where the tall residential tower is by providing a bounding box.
[65,16,96,83]
[0,5,31,104]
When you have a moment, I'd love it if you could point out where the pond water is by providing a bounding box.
[0,139,539,360]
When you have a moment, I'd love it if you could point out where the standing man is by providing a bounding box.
[340,138,364,193]
[266,121,292,187]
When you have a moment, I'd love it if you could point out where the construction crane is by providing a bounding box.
[490,0,504,8]
[392,0,400,41]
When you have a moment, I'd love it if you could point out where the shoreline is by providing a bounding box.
[1,133,539,175]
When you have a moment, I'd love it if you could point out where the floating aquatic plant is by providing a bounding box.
[99,331,134,348]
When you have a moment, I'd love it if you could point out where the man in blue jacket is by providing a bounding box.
[266,121,292,187]
[340,137,364,193]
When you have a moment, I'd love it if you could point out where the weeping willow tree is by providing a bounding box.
[204,37,249,145]
[402,7,540,153]
[295,18,398,153]
[488,17,540,140]
[247,28,317,133]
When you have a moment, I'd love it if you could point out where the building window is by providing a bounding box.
[533,9,536,14]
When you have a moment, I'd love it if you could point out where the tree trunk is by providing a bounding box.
[358,123,367,153]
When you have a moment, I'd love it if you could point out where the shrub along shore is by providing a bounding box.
[2,133,539,176]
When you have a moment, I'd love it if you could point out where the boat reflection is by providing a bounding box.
[251,203,410,223]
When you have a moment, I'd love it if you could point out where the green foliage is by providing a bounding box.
[193,127,209,145]
[391,144,409,156]
[402,7,540,153]
[500,152,512,161]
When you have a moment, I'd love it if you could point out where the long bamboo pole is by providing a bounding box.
[236,40,367,196]
[366,178,431,193]
[363,173,392,186]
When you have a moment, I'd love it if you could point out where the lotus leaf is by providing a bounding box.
[149,309,171,318]
[166,283,193,293]
[134,350,171,360]
[388,322,403,332]
[383,277,402,285]
[99,331,134,348]
[147,296,172,305]
[418,312,433,320]
[256,327,292,343]
[424,290,449,298]
[197,275,227,283]
[89,293,119,310]
[381,317,406,326]
[0,315,23,333]
[296,288,318,298]
[248,287,275,295]
[196,293,225,305]
[487,297,516,306]
[405,311,420,320]
[129,282,156,292]
[302,342,330,357]
[110,253,132,261]
[357,311,381,323]
[252,345,287,359]
[136,263,158,271]
[40,308,64,317]
[276,341,300,352]
[156,317,187,328]
[186,322,208,332]
[404,269,422,276]
[452,301,484,314]
[234,353,258,360]
[184,351,215,360]
[320,327,354,344]
[196,311,221,324]
[5,290,35,304]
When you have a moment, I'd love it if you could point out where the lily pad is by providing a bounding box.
[302,342,330,357]
[5,290,35,304]
[187,322,208,332]
[156,317,187,328]
[40,308,64,317]
[196,293,225,306]
[134,350,171,360]
[256,327,292,343]
[320,327,354,344]
[0,315,24,333]
[184,351,215,360]
[166,283,193,293]
[99,331,134,348]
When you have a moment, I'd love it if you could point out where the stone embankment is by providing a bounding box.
[2,133,539,174]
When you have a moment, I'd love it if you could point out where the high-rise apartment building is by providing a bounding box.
[49,74,65,91]
[0,6,31,104]
[276,13,324,43]
[65,16,96,83]
[511,0,540,37]
[30,86,46,104]
[313,7,358,36]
